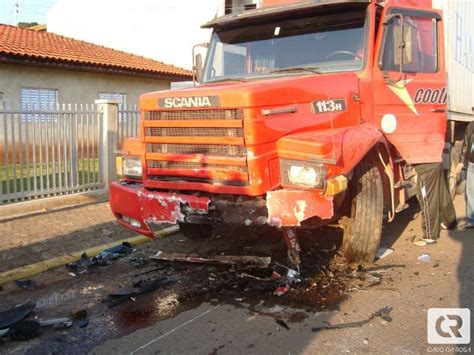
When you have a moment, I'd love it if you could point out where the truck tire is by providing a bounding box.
[342,162,383,264]
[178,222,213,239]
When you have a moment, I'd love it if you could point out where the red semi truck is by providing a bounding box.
[110,0,473,265]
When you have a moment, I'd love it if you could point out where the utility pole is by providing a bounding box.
[15,0,19,25]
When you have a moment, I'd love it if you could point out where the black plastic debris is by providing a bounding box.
[101,242,134,261]
[66,242,135,275]
[7,320,41,341]
[312,306,393,331]
[105,276,173,308]
[276,319,290,330]
[0,303,36,330]
[15,279,36,290]
[78,319,89,328]
[66,253,95,275]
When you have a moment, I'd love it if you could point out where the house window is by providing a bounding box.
[21,88,59,122]
[21,87,58,109]
[99,92,127,107]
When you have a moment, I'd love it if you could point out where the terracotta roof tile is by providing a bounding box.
[0,24,192,79]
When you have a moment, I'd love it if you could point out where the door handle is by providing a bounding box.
[430,108,446,113]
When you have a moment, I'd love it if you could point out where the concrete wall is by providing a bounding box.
[0,62,170,105]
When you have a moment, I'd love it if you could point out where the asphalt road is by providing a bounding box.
[92,195,474,355]
[1,195,472,354]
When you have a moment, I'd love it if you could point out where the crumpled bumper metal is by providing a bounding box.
[109,181,210,237]
[110,182,335,236]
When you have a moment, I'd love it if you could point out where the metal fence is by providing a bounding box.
[1,102,140,205]
[118,104,139,149]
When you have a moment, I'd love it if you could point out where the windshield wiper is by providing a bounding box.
[270,66,322,75]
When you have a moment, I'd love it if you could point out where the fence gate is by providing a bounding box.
[1,101,140,205]
[0,103,106,204]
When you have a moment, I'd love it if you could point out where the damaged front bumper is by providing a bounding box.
[110,181,335,237]
[110,181,211,237]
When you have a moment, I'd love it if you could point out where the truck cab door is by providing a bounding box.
[373,7,446,164]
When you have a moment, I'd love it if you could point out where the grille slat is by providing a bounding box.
[147,160,248,173]
[145,127,243,137]
[147,143,247,157]
[145,109,242,120]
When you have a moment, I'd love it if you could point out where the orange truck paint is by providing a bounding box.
[111,0,460,235]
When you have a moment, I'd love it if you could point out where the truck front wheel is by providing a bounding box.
[178,222,213,239]
[342,162,383,264]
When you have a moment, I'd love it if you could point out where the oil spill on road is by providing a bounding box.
[3,227,380,354]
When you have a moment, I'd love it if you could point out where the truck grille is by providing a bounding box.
[144,108,247,184]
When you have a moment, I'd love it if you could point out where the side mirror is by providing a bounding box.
[382,13,411,86]
[192,43,209,86]
[393,22,413,66]
[194,53,203,83]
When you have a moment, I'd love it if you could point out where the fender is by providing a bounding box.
[277,123,385,175]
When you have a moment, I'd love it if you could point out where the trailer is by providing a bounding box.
[433,0,474,196]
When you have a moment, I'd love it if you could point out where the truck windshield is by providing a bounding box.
[203,9,368,83]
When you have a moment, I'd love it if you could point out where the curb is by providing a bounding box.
[0,225,179,285]
[0,189,109,221]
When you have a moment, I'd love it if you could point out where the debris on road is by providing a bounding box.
[364,273,382,286]
[129,257,149,268]
[312,306,393,331]
[71,308,88,320]
[152,251,271,269]
[78,319,89,328]
[417,254,432,263]
[38,318,72,329]
[65,253,95,275]
[15,279,36,290]
[274,284,290,296]
[283,268,301,285]
[276,319,290,330]
[7,320,41,341]
[0,303,36,330]
[375,247,394,259]
[105,276,173,308]
[66,242,135,275]
[237,270,282,282]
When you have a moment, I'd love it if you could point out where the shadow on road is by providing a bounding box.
[448,196,474,349]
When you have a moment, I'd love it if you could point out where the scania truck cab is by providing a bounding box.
[110,0,459,265]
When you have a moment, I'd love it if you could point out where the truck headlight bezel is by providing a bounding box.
[123,156,143,179]
[280,159,326,188]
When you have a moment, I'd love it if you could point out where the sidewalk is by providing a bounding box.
[0,202,135,273]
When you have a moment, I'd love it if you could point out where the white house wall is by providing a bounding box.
[0,63,170,105]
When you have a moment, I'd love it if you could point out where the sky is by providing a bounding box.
[0,0,220,70]
[0,0,56,25]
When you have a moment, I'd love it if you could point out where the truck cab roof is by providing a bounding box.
[202,0,370,29]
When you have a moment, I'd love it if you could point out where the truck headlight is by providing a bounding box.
[281,160,326,188]
[123,156,142,179]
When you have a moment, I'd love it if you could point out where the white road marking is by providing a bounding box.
[130,305,220,354]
